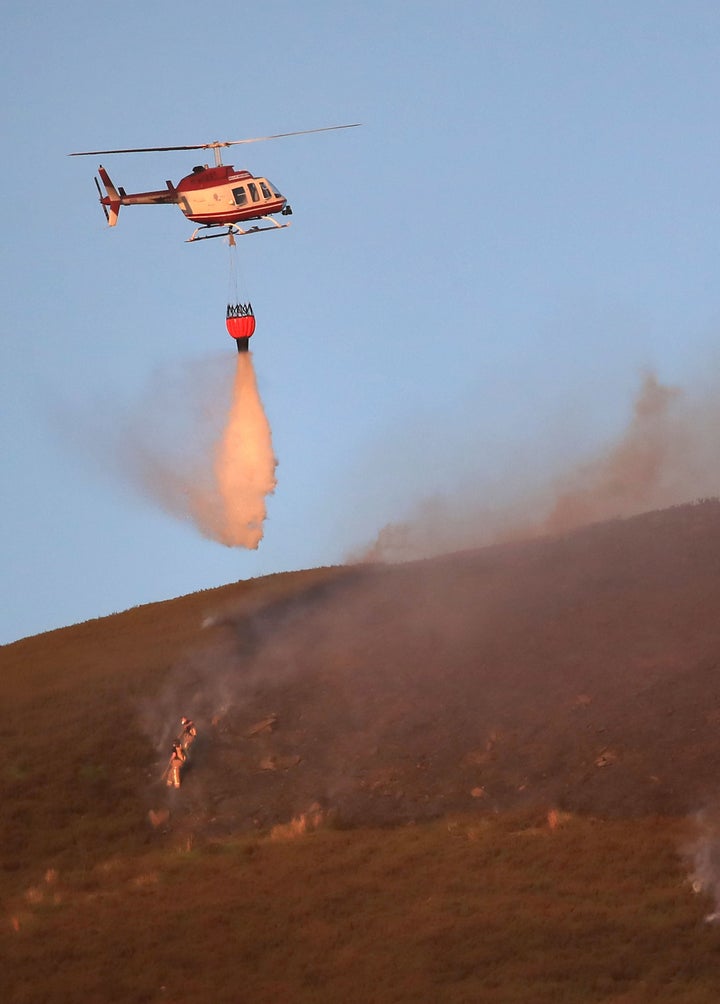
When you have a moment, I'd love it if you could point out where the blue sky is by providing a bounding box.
[3,1,720,644]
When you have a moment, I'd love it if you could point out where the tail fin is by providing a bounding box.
[96,165,122,226]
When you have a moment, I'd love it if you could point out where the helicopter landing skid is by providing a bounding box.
[186,217,291,243]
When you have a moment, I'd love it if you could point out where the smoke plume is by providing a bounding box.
[686,808,720,923]
[360,371,720,563]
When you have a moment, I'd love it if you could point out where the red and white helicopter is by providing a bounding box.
[70,124,360,243]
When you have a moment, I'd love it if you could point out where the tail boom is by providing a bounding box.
[96,165,178,226]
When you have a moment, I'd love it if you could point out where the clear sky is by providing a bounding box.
[3,1,720,644]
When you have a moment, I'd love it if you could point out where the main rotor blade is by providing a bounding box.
[68,124,361,157]
[69,144,213,156]
[222,124,362,146]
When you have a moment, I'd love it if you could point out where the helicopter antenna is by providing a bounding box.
[69,124,362,165]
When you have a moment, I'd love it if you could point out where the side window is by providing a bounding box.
[233,187,248,206]
[248,182,260,202]
[260,181,272,200]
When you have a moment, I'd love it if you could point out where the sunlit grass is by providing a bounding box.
[4,813,720,1003]
[6,529,720,1001]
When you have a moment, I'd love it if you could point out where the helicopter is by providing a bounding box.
[69,124,360,243]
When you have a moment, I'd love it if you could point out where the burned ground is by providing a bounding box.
[142,499,720,840]
[5,500,720,866]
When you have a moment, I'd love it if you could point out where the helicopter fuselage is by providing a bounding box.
[97,163,289,230]
[176,165,288,225]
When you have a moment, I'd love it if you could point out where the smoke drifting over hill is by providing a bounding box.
[687,809,720,923]
[361,371,720,563]
[130,497,720,830]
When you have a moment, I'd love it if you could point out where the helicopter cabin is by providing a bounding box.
[175,164,288,226]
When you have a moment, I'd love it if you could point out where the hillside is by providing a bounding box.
[6,813,718,1004]
[4,500,720,867]
[7,500,720,1000]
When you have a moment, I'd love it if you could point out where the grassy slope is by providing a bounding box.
[1,567,349,888]
[4,813,720,1004]
[5,505,720,1000]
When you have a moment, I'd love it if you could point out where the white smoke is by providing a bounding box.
[686,807,720,923]
[358,371,720,563]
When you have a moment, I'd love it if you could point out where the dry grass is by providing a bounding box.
[3,812,720,1003]
[0,566,351,890]
[7,505,720,1000]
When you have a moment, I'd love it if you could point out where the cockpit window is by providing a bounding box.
[266,179,283,198]
[248,182,260,202]
[232,186,248,206]
[260,181,272,199]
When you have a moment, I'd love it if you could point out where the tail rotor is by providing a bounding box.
[94,165,122,226]
[94,176,110,223]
